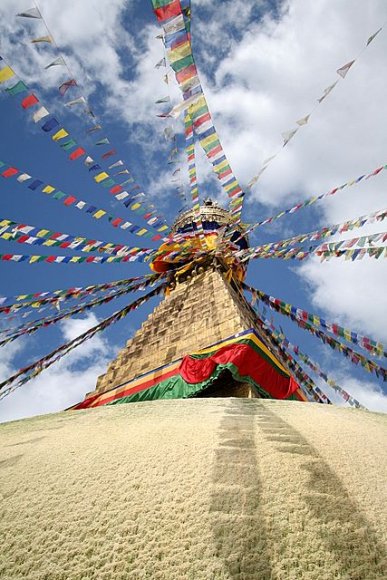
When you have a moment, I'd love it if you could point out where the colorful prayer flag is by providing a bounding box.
[59,79,77,96]
[336,60,355,78]
[45,57,66,69]
[17,7,42,18]
[0,66,15,83]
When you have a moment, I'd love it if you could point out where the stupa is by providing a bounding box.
[74,200,309,410]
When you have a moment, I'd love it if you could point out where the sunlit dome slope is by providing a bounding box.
[0,399,386,579]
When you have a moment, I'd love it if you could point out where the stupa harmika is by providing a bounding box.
[74,200,308,410]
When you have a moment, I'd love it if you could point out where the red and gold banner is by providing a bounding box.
[71,329,302,409]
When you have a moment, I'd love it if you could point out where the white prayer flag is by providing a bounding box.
[282,128,298,146]
[17,7,41,18]
[296,114,310,126]
[366,27,382,46]
[66,96,87,107]
[32,107,50,123]
[318,81,338,103]
[336,60,355,78]
[45,57,66,69]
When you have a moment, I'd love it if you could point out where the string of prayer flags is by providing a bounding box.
[258,315,365,409]
[0,276,161,347]
[236,162,387,241]
[184,112,205,240]
[151,1,245,222]
[0,160,166,241]
[237,207,387,260]
[0,284,166,400]
[315,232,387,253]
[0,274,157,314]
[2,18,170,232]
[247,26,384,189]
[0,146,169,234]
[243,284,386,359]
[238,241,386,264]
[252,313,324,403]
[243,283,387,381]
[317,246,387,262]
[0,217,155,258]
[0,251,154,265]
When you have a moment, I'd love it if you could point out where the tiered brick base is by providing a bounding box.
[92,266,257,396]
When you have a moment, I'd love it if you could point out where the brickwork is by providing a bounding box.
[92,266,257,395]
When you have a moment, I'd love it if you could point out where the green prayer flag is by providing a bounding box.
[6,80,27,96]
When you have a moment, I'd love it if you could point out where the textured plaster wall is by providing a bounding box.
[0,399,386,579]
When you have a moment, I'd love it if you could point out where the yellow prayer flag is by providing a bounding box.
[225,180,238,193]
[168,41,191,63]
[189,96,206,115]
[157,225,169,232]
[70,256,82,263]
[137,228,148,236]
[36,229,50,237]
[52,128,69,142]
[0,219,11,227]
[0,66,15,83]
[29,256,40,263]
[42,185,55,194]
[200,133,218,149]
[215,160,229,173]
[43,239,57,247]
[1,233,13,240]
[131,203,141,210]
[94,172,109,183]
[93,210,106,219]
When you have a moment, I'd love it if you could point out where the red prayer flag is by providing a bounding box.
[2,167,18,178]
[63,196,76,206]
[69,147,85,160]
[110,185,123,194]
[176,64,197,84]
[153,0,181,22]
[194,112,211,128]
[59,79,77,96]
[101,149,116,160]
[208,144,223,158]
[218,168,232,180]
[21,94,39,109]
[111,218,123,227]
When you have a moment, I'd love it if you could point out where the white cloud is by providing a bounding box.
[0,313,118,424]
[0,0,385,416]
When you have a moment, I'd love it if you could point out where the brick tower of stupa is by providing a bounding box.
[77,201,305,408]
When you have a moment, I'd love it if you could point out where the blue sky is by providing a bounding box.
[0,0,386,421]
